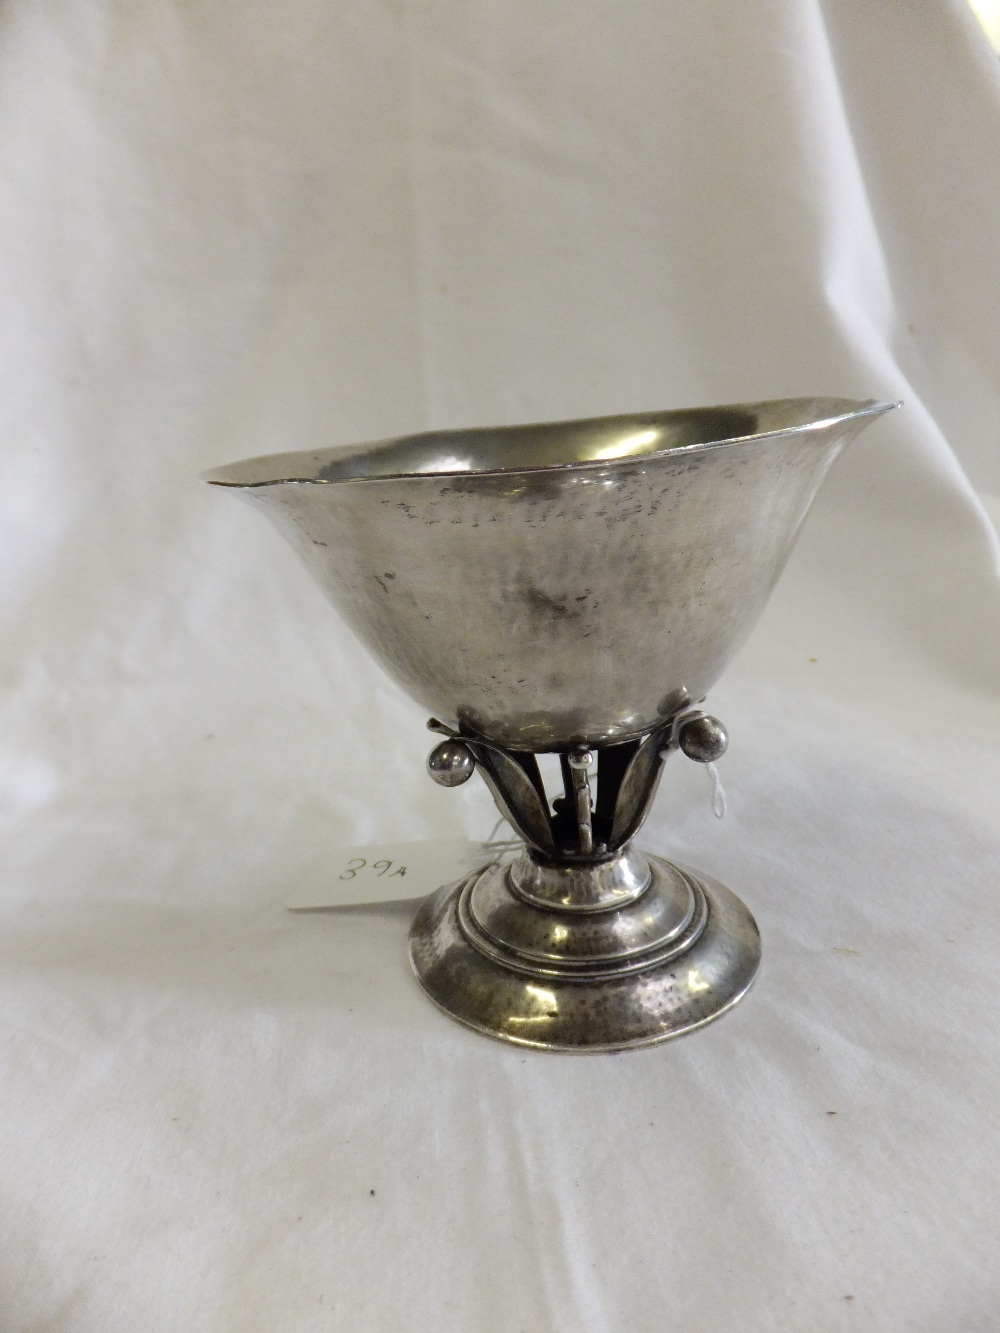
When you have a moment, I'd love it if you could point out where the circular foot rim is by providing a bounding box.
[408,856,761,1053]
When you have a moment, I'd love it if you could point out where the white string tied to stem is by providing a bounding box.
[482,815,521,856]
[706,761,727,819]
[657,747,727,820]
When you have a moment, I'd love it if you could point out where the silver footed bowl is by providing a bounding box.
[205,396,897,1051]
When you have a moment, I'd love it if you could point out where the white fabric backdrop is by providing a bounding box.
[0,1,998,1329]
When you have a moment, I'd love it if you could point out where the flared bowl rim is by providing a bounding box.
[201,395,899,489]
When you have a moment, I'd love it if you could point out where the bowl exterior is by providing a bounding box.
[238,419,862,750]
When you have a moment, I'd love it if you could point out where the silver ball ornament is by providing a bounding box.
[567,746,595,770]
[426,739,476,787]
[678,715,729,763]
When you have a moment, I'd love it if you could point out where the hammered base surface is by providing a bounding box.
[408,854,761,1052]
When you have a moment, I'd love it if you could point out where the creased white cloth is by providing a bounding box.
[0,2,998,1329]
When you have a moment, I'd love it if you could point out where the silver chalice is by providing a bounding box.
[205,396,896,1051]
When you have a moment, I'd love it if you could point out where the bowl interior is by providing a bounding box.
[203,396,888,488]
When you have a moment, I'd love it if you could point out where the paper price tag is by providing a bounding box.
[287,838,495,910]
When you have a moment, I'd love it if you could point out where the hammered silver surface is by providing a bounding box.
[470,853,696,964]
[205,398,895,751]
[408,856,761,1052]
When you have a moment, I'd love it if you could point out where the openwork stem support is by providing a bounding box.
[425,699,728,869]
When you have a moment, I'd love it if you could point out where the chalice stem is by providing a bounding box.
[569,751,595,854]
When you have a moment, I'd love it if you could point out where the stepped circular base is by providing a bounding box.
[408,854,760,1052]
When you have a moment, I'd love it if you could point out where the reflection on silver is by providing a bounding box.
[206,396,898,1051]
